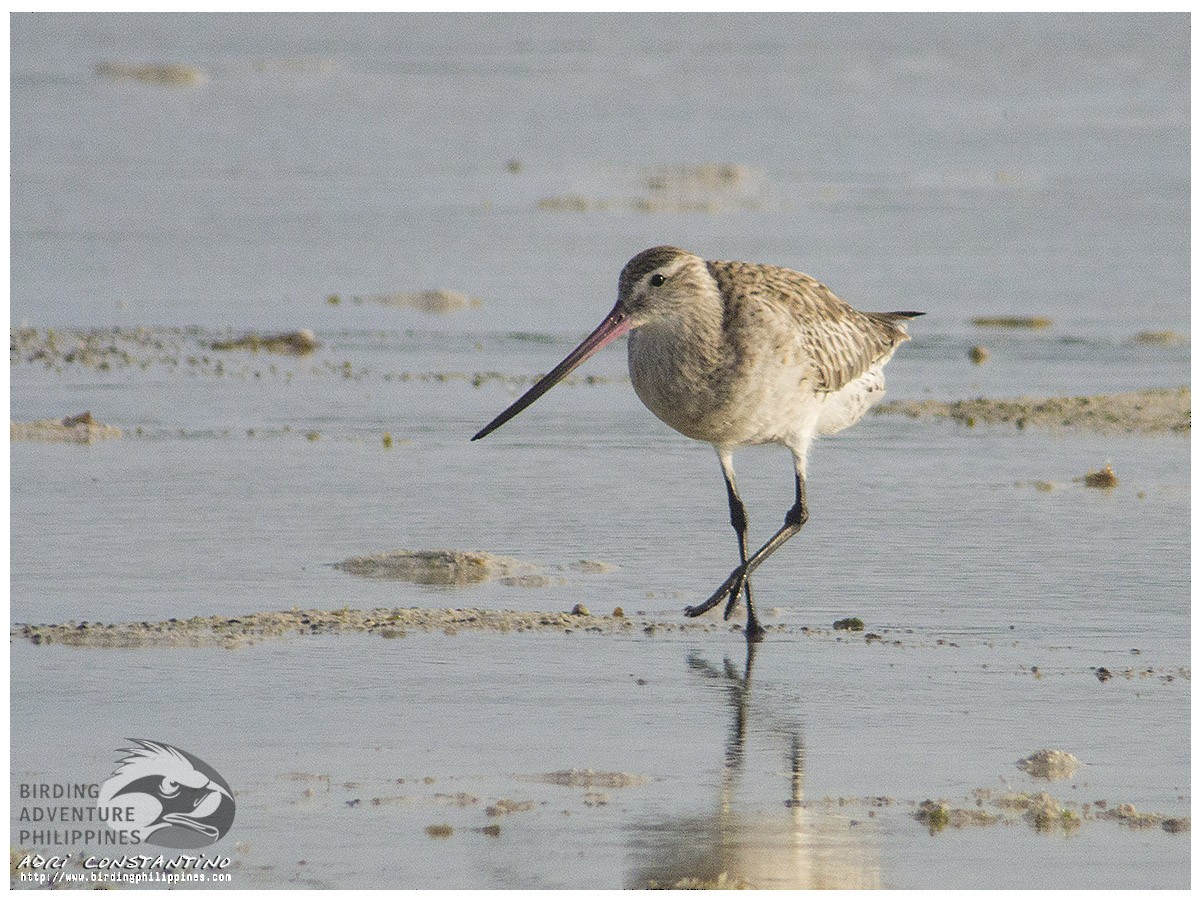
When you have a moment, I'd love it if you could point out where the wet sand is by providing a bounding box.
[10,628,1189,889]
[874,387,1190,434]
[10,606,758,649]
[9,326,629,390]
[11,13,1190,890]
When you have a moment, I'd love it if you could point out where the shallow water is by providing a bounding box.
[9,12,1190,890]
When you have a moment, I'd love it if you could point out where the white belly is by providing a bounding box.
[815,364,889,436]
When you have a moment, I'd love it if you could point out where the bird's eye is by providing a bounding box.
[649,273,666,287]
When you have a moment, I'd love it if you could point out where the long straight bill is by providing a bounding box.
[472,307,631,440]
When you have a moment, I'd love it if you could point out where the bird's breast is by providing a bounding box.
[627,317,809,446]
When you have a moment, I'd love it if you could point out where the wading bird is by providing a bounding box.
[473,246,920,641]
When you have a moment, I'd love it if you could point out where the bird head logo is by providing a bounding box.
[97,739,235,848]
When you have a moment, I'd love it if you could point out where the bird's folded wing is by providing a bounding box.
[715,260,907,394]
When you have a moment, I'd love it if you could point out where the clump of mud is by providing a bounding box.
[1082,464,1118,489]
[569,560,618,574]
[830,789,1185,839]
[645,873,754,890]
[341,289,483,313]
[1095,803,1174,829]
[250,57,336,75]
[11,411,121,444]
[485,799,536,817]
[914,800,999,833]
[1133,330,1188,346]
[1017,749,1079,780]
[499,574,565,588]
[1026,794,1081,832]
[875,387,1189,434]
[1014,480,1056,493]
[335,549,540,586]
[971,316,1052,329]
[96,61,207,86]
[988,791,1080,832]
[539,163,769,215]
[211,329,319,355]
[518,770,650,789]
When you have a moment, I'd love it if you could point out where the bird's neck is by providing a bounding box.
[628,278,733,399]
[642,280,728,362]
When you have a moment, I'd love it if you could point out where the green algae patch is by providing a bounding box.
[971,316,1052,329]
[916,800,950,834]
[833,617,866,632]
[211,329,319,355]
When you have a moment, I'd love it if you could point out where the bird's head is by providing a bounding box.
[471,245,707,441]
[615,246,710,326]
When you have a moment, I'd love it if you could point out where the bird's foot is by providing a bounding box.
[684,566,745,619]
[744,619,766,643]
[683,597,721,618]
[721,575,746,620]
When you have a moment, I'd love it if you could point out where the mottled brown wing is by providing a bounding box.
[708,260,909,394]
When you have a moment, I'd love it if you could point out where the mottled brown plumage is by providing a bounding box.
[474,246,921,642]
[705,259,912,394]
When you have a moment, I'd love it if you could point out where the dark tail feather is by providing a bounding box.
[871,309,923,341]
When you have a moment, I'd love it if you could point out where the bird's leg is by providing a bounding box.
[720,454,754,618]
[703,471,809,624]
[723,473,768,641]
[683,451,754,623]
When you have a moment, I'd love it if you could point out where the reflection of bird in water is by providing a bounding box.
[628,645,879,889]
[473,246,921,641]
